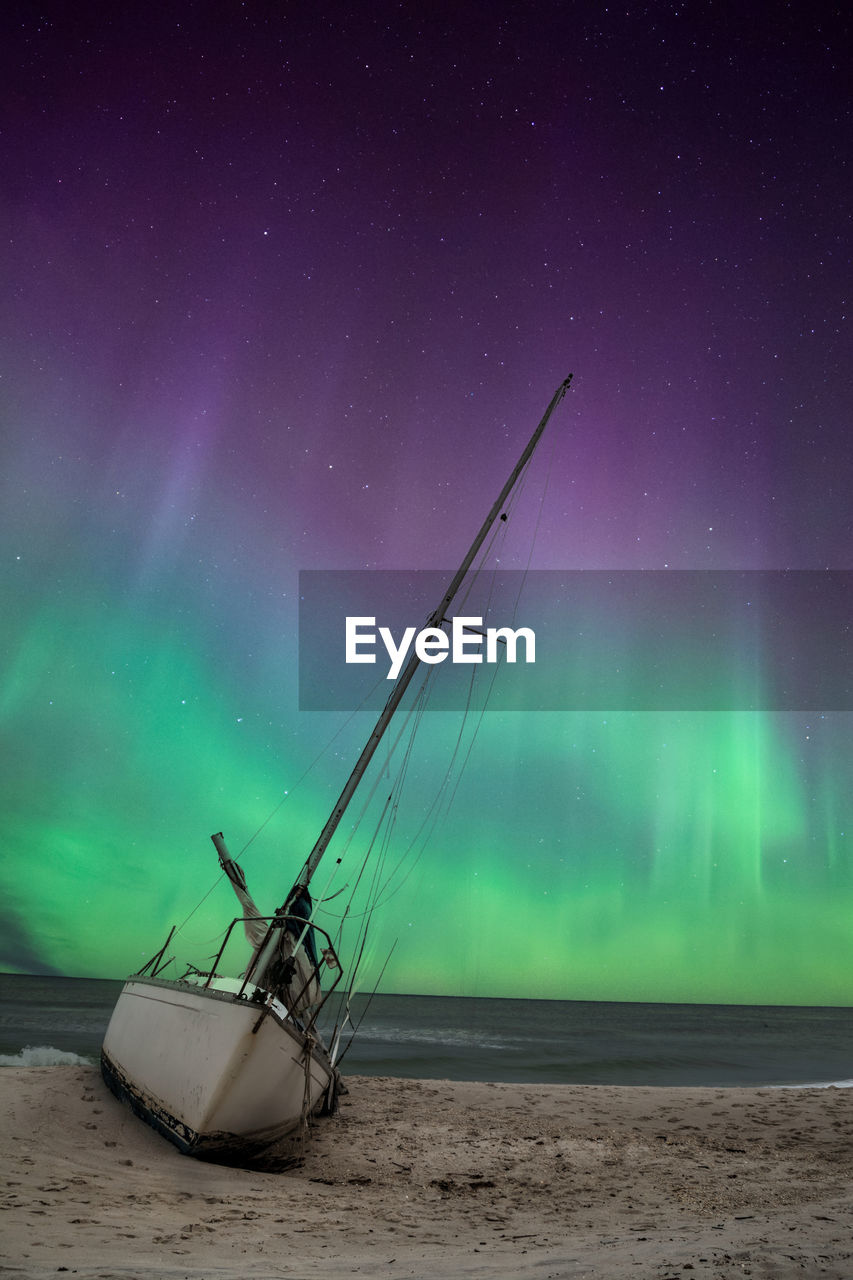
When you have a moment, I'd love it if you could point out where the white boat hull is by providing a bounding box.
[101,976,336,1162]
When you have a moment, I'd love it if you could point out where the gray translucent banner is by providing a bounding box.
[298,570,852,711]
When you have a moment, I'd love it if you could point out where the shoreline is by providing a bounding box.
[2,1065,852,1277]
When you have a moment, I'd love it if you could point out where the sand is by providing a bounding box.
[1,1067,852,1278]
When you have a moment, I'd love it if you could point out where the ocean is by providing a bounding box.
[0,972,850,1088]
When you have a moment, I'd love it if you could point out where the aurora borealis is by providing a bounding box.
[2,2,851,1004]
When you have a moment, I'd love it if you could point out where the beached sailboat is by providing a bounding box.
[101,376,573,1163]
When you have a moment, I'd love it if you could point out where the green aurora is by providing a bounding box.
[2,583,850,1006]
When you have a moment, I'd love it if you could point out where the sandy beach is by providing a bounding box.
[1,1066,852,1279]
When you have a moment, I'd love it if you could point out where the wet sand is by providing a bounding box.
[2,1065,852,1277]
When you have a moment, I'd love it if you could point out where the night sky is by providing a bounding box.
[2,2,851,1004]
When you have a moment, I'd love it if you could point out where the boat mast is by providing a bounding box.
[289,374,573,901]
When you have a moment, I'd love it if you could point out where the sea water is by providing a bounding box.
[0,972,850,1088]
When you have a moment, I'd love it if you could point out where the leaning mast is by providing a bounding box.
[290,374,573,900]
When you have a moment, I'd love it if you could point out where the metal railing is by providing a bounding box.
[135,914,343,1035]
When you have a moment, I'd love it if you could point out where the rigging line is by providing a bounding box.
[333,906,376,1010]
[441,564,530,823]
[319,663,434,886]
[366,623,485,906]
[358,674,456,909]
[236,667,395,860]
[326,799,395,993]
[368,711,489,911]
[437,577,528,828]
[521,402,559,577]
[320,670,434,932]
[171,925,230,947]
[440,425,540,618]
[441,674,498,821]
[339,679,430,927]
[334,940,398,1066]
[174,668,397,934]
[340,442,556,920]
[334,684,437,967]
[425,442,551,829]
[328,934,398,1064]
[347,616,466,904]
[327,790,393,939]
[368,752,461,908]
[366,668,480,913]
[447,447,535,610]
[438,439,557,823]
[508,403,560,622]
[317,495,537,934]
[448,445,539,629]
[434,665,485,817]
[343,767,415,954]
[321,502,511,929]
[450,487,518,615]
[175,670,394,931]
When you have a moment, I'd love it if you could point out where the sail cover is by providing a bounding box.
[221,857,321,1014]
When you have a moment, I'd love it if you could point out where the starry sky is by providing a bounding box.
[2,1,851,1005]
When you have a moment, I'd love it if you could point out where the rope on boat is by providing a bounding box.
[295,1030,318,1160]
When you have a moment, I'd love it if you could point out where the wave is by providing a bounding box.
[360,1025,512,1050]
[773,1079,853,1089]
[0,1044,94,1067]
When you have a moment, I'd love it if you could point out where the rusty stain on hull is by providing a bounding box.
[100,1048,304,1164]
